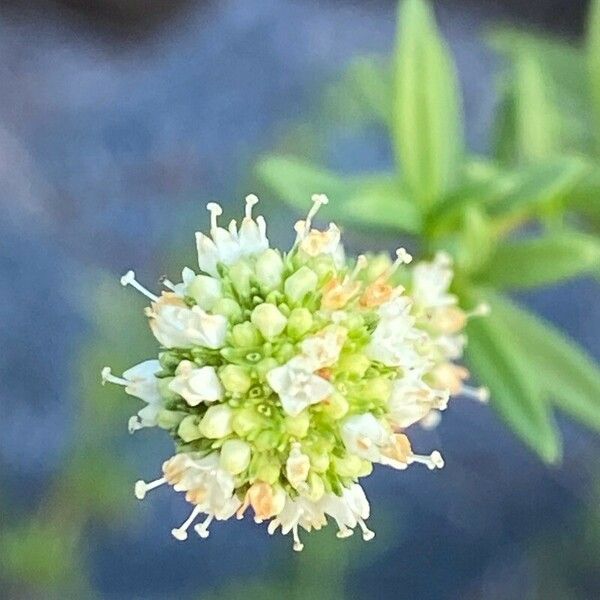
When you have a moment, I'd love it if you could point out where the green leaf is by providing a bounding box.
[485,294,600,433]
[256,155,422,233]
[392,0,463,207]
[587,0,600,147]
[481,231,600,289]
[465,306,562,463]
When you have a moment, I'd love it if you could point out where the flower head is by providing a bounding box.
[104,194,486,550]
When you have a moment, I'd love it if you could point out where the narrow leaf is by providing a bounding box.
[393,0,463,207]
[466,309,562,463]
[486,294,600,433]
[256,156,422,233]
[481,232,600,289]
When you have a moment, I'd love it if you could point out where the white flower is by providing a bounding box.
[319,484,374,540]
[101,360,162,433]
[163,267,196,297]
[388,369,449,429]
[299,327,347,370]
[412,252,457,309]
[146,293,227,349]
[341,413,394,462]
[168,360,224,406]
[285,443,311,490]
[266,357,334,417]
[238,194,269,255]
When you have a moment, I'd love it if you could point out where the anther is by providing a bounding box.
[134,477,166,500]
[245,194,259,219]
[206,202,223,231]
[358,518,375,541]
[120,270,159,301]
[171,505,202,541]
[194,514,214,539]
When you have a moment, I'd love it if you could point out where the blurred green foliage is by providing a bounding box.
[256,0,600,463]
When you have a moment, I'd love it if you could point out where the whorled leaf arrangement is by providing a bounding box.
[103,194,487,550]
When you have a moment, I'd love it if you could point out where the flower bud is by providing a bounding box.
[229,262,253,297]
[365,253,392,282]
[284,411,310,438]
[305,472,325,502]
[158,350,180,371]
[231,322,262,348]
[254,430,280,452]
[211,298,242,323]
[254,357,279,381]
[187,275,222,310]
[255,249,284,291]
[177,415,202,442]
[333,454,363,477]
[322,392,349,420]
[157,377,180,402]
[284,266,318,304]
[336,353,370,378]
[232,407,264,437]
[157,409,187,430]
[198,404,233,439]
[251,303,287,341]
[219,364,252,394]
[220,439,251,474]
[286,443,310,489]
[286,307,313,339]
[253,457,281,484]
[358,460,373,477]
[306,450,329,473]
[361,377,392,402]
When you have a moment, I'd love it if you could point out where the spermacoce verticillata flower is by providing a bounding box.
[102,193,489,550]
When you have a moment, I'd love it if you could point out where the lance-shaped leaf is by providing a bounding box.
[486,294,600,433]
[256,155,422,233]
[481,231,600,289]
[393,0,463,208]
[465,305,562,463]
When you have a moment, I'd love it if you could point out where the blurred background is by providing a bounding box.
[1,0,599,598]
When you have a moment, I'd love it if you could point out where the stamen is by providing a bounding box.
[461,385,490,403]
[171,505,202,541]
[267,520,279,535]
[336,526,354,539]
[120,270,159,301]
[101,366,129,386]
[409,450,445,470]
[244,194,259,219]
[350,255,368,281]
[128,416,143,434]
[194,514,214,539]
[358,518,375,541]
[206,202,223,231]
[395,247,413,265]
[304,193,329,233]
[292,524,304,552]
[134,477,166,500]
[162,279,177,292]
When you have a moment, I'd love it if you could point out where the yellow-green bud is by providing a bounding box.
[254,357,279,381]
[211,298,242,322]
[254,430,280,452]
[305,472,326,502]
[311,255,335,280]
[232,407,264,437]
[361,377,392,402]
[284,266,318,304]
[284,411,310,438]
[220,439,251,474]
[231,322,262,347]
[336,353,370,378]
[177,415,202,442]
[322,393,349,420]
[219,364,252,394]
[307,451,329,473]
[365,253,392,282]
[157,409,187,430]
[157,377,179,402]
[229,262,253,297]
[255,249,284,291]
[358,460,373,477]
[254,459,280,484]
[199,404,233,439]
[251,303,287,340]
[286,307,313,339]
[187,275,222,310]
[333,454,363,477]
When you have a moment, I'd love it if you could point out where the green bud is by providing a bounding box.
[254,357,279,381]
[251,303,287,341]
[232,407,264,437]
[199,404,233,439]
[254,459,280,484]
[286,307,313,339]
[284,266,318,304]
[211,298,242,322]
[187,275,222,310]
[333,454,363,477]
[336,353,370,377]
[358,459,373,477]
[307,451,329,473]
[284,411,310,438]
[254,429,280,452]
[306,472,326,502]
[157,377,180,402]
[159,351,180,371]
[229,261,254,298]
[311,255,336,280]
[361,377,392,402]
[220,439,252,474]
[231,322,262,348]
[219,364,252,394]
[177,415,202,442]
[275,342,295,364]
[365,253,392,282]
[255,249,284,291]
[322,393,349,420]
[157,409,188,430]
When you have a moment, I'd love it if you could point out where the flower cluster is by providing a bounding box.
[102,194,488,550]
